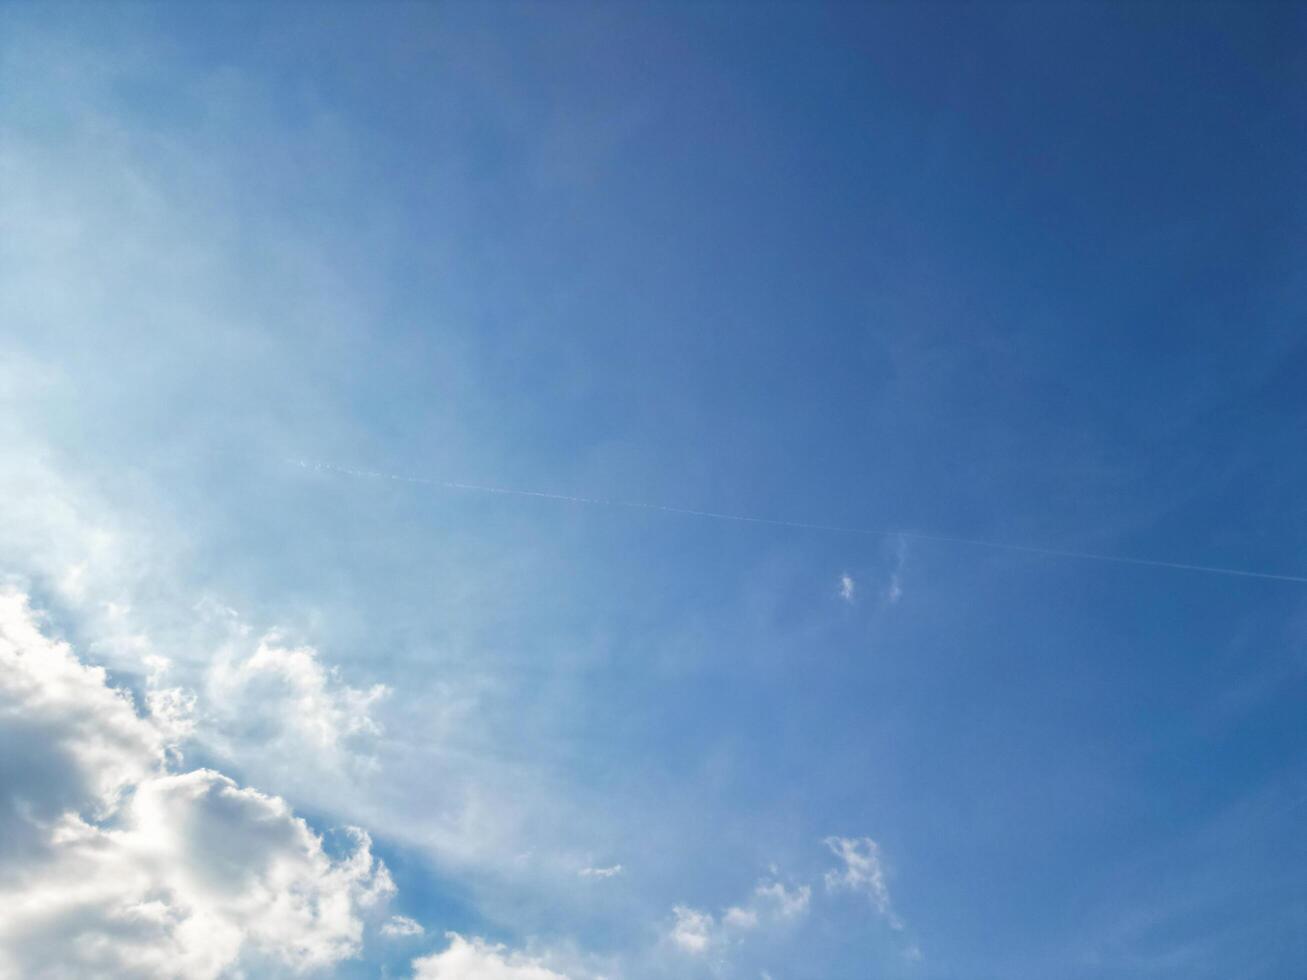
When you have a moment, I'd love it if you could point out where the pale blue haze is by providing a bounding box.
[1,2,1304,978]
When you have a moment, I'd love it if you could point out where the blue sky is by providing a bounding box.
[1,2,1305,978]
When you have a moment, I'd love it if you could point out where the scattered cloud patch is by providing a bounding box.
[578,864,623,879]
[382,915,426,938]
[824,836,902,930]
[753,880,811,920]
[722,905,759,930]
[671,875,811,962]
[838,573,856,603]
[412,933,570,979]
[722,879,810,934]
[669,905,714,954]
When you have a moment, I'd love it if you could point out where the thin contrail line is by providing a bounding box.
[291,459,1307,585]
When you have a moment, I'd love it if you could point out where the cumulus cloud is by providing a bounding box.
[205,631,390,770]
[823,836,902,930]
[382,915,426,938]
[669,905,715,954]
[1,771,394,976]
[412,933,570,979]
[0,591,393,978]
[143,654,197,755]
[0,591,162,862]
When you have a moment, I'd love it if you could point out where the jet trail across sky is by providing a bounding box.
[292,459,1307,585]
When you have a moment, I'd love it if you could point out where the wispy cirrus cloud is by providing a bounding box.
[824,836,903,930]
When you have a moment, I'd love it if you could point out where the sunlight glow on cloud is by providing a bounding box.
[206,632,390,766]
[0,591,393,978]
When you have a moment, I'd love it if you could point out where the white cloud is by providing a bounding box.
[382,914,426,938]
[722,905,760,930]
[838,573,856,603]
[722,879,810,933]
[577,864,623,879]
[669,905,714,954]
[0,589,164,893]
[670,875,811,960]
[205,631,390,770]
[823,836,902,930]
[752,881,811,920]
[0,591,393,978]
[413,933,570,979]
[143,654,197,756]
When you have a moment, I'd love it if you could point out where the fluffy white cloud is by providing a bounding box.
[143,654,198,756]
[382,914,426,938]
[0,591,162,863]
[823,836,901,930]
[0,591,393,978]
[206,631,389,764]
[412,933,570,979]
[669,905,715,954]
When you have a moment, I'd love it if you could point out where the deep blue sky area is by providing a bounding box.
[2,2,1306,978]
